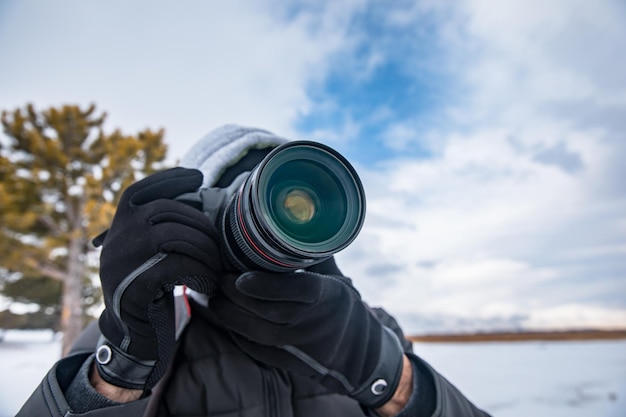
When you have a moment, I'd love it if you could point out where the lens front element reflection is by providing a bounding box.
[283,189,316,224]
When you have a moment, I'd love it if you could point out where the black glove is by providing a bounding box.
[210,269,404,409]
[94,167,221,391]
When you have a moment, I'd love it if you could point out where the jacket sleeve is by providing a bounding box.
[15,352,150,417]
[398,354,491,417]
[368,307,491,417]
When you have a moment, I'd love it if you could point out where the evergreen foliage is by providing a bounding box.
[0,103,168,353]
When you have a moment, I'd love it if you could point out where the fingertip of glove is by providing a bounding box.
[234,271,292,297]
[92,229,108,247]
[235,271,262,290]
[166,167,204,189]
[130,168,204,205]
[234,270,323,304]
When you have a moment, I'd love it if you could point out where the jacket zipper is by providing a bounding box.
[263,366,280,417]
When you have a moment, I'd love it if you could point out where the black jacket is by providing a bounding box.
[16,298,490,417]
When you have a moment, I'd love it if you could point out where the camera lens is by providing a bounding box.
[221,141,365,272]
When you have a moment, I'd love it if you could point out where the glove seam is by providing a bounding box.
[112,252,168,350]
[281,344,355,392]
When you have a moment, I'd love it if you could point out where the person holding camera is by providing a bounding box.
[17,125,490,417]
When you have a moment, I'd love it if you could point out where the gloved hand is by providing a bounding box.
[210,268,405,409]
[94,167,221,391]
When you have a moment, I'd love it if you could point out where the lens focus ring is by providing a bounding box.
[224,191,294,272]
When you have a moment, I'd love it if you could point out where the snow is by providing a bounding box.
[413,340,626,417]
[1,330,625,417]
[0,330,62,417]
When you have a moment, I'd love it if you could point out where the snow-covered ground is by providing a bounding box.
[0,330,62,417]
[413,340,626,417]
[1,330,625,416]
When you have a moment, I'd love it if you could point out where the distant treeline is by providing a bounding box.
[408,329,626,343]
[0,309,60,332]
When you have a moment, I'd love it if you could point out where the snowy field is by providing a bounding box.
[413,340,626,417]
[1,330,625,417]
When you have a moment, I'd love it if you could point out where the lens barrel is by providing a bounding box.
[220,141,366,272]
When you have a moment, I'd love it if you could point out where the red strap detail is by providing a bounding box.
[182,285,191,317]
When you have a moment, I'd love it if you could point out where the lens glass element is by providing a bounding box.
[282,188,316,223]
[256,144,364,254]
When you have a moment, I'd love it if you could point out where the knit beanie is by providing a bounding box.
[180,125,290,187]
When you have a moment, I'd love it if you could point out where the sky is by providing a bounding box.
[0,0,625,334]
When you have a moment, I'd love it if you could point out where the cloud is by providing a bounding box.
[1,0,624,334]
[453,0,626,126]
[332,0,626,333]
[531,142,584,174]
[0,1,362,161]
[341,114,626,332]
[524,304,626,330]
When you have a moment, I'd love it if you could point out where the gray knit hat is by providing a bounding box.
[180,125,290,187]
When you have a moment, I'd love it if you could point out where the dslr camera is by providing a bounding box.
[177,141,366,272]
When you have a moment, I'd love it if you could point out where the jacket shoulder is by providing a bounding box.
[16,352,150,416]
[16,353,88,417]
[411,354,492,417]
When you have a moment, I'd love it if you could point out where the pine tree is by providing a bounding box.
[0,103,168,354]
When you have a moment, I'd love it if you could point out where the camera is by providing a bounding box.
[177,141,366,272]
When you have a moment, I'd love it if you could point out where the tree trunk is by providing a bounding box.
[60,234,86,356]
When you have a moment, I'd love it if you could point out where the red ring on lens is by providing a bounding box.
[236,189,297,269]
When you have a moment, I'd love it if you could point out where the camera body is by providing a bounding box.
[177,141,366,272]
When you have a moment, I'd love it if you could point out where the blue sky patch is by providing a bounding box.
[294,3,456,165]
